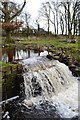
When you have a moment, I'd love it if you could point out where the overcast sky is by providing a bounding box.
[13,0,59,32]
[27,0,47,19]
[14,0,47,20]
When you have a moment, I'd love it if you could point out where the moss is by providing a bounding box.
[1,61,23,100]
[2,64,22,76]
[0,61,13,67]
[2,73,24,100]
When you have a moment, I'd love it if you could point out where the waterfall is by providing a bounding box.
[21,55,79,118]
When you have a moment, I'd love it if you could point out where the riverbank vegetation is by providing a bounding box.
[2,35,80,61]
[1,35,80,64]
[1,62,23,100]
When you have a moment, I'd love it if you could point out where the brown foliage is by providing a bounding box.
[0,21,24,30]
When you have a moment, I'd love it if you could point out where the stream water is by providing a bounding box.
[20,52,79,119]
[1,47,40,62]
[1,48,80,119]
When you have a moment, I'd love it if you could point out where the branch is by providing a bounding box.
[49,19,55,25]
[10,0,26,20]
[71,1,78,28]
[62,2,68,11]
[0,6,5,14]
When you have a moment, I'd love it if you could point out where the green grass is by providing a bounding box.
[0,36,2,44]
[16,36,80,49]
[0,61,13,67]
[1,35,80,50]
[0,72,2,80]
[15,35,80,62]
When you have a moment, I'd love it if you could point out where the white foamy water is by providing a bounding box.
[21,52,79,118]
[52,82,78,118]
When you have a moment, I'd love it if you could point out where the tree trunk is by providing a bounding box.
[65,8,67,36]
[62,29,64,35]
[54,14,56,35]
[47,5,50,34]
[27,26,29,37]
[48,19,50,34]
[67,2,72,39]
[5,30,11,43]
[2,0,26,44]
[79,19,80,36]
[73,20,76,35]
[56,11,58,35]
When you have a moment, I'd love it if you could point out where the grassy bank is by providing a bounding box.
[1,35,80,63]
[0,61,13,67]
[15,36,80,48]
[15,36,80,62]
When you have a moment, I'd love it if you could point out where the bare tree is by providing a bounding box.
[44,1,61,35]
[25,12,31,37]
[25,12,31,27]
[51,1,60,35]
[39,2,51,34]
[77,0,80,35]
[0,0,26,43]
[35,18,40,34]
[60,14,64,35]
[62,0,79,39]
[38,0,79,37]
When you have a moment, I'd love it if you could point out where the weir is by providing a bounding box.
[23,57,75,99]
[21,54,79,118]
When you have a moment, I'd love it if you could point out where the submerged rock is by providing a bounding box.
[23,99,33,108]
[69,64,80,77]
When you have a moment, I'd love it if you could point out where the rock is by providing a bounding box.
[69,64,80,77]
[40,51,48,57]
[69,64,76,69]
[77,77,80,81]
[32,82,42,97]
[69,64,76,74]
[75,68,80,76]
[46,54,53,60]
[23,99,33,108]
[12,61,18,64]
[71,40,76,43]
[74,62,80,67]
[53,56,59,60]
[31,76,37,82]
[71,115,79,120]
[46,54,60,60]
